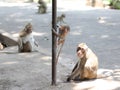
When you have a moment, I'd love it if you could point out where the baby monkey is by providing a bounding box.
[52,24,70,45]
[56,14,66,24]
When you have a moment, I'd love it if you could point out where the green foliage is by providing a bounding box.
[112,0,120,9]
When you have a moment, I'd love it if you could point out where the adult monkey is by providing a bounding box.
[38,0,47,14]
[67,43,98,81]
[18,23,38,52]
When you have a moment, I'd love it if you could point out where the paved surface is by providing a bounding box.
[0,1,120,90]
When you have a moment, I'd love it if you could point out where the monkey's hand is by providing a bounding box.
[34,41,39,47]
[66,76,71,82]
[51,29,59,37]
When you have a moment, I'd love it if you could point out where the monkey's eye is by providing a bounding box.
[76,47,81,52]
[76,47,85,53]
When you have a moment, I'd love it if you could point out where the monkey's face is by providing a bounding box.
[25,23,32,34]
[27,27,32,34]
[25,26,32,34]
[76,43,88,58]
[77,47,86,58]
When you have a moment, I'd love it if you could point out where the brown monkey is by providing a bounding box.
[67,43,98,81]
[56,14,66,24]
[52,24,70,64]
[18,23,38,52]
[52,24,70,45]
[57,25,70,45]
[38,0,47,14]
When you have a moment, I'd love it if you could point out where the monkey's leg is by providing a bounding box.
[21,42,31,52]
[66,62,78,78]
[72,62,78,73]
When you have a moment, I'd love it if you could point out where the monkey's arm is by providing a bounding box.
[34,41,39,47]
[18,38,23,52]
[72,62,78,73]
[18,38,22,48]
[19,31,27,37]
[67,61,81,81]
[52,29,60,37]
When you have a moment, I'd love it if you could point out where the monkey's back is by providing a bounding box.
[84,48,98,79]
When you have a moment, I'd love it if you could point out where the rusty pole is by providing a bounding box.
[51,0,57,85]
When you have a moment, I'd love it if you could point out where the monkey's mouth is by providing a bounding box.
[26,30,32,33]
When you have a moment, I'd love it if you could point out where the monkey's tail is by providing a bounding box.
[97,74,108,79]
[56,42,64,65]
[97,71,113,79]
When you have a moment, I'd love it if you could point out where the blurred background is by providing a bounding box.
[0,0,120,9]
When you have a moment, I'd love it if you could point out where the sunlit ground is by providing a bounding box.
[73,79,120,90]
[71,69,120,90]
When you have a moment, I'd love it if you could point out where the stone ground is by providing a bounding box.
[0,1,120,90]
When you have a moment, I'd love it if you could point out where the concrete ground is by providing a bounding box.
[0,1,120,90]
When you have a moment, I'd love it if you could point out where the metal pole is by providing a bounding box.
[51,0,57,85]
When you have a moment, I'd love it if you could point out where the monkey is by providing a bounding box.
[67,43,98,82]
[52,24,70,64]
[18,23,39,53]
[50,14,66,26]
[52,24,70,45]
[91,0,96,7]
[56,14,66,25]
[38,0,47,14]
[86,0,95,6]
[57,25,70,45]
